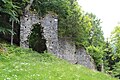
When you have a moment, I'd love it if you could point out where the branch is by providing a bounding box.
[25,0,34,11]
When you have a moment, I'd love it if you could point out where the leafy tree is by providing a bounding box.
[0,0,19,45]
[86,13,105,71]
[86,13,105,47]
[112,62,120,79]
[111,25,120,56]
[103,39,115,74]
[109,24,120,78]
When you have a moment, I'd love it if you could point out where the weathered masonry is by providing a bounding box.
[20,12,95,69]
[20,12,59,55]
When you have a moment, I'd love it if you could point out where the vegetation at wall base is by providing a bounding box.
[0,43,118,80]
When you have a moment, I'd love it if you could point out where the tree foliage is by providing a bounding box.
[0,0,19,34]
[85,13,105,71]
[108,25,120,78]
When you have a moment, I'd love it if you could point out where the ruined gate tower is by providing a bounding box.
[20,12,59,55]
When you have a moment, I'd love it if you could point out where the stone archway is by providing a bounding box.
[20,12,59,54]
[29,23,47,53]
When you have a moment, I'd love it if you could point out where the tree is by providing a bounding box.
[86,13,105,71]
[111,25,120,55]
[109,24,120,78]
[0,0,19,45]
[112,62,120,79]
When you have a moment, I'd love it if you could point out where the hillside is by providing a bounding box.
[0,43,118,80]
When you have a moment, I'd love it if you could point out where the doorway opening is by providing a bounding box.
[29,24,47,53]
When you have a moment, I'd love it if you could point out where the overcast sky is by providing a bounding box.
[78,0,120,38]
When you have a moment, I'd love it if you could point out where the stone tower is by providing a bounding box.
[20,12,59,55]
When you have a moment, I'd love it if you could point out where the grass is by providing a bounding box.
[0,43,118,80]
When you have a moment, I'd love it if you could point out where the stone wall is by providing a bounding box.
[20,12,40,48]
[58,38,95,69]
[20,12,95,69]
[75,47,95,69]
[58,38,76,63]
[40,14,59,56]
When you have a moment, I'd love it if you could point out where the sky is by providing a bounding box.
[78,0,120,38]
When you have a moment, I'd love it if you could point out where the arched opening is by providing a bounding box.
[29,23,47,53]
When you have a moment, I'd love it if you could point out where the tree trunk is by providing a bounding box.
[25,0,34,11]
[11,20,14,45]
[101,62,104,72]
